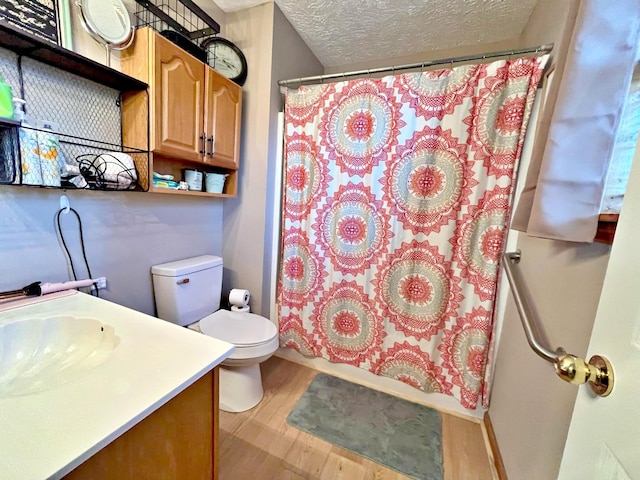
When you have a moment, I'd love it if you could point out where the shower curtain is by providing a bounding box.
[277,55,548,409]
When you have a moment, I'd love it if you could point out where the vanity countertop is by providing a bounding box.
[0,290,235,480]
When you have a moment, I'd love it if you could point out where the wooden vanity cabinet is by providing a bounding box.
[64,368,219,480]
[122,28,242,197]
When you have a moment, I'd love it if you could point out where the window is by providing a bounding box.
[595,46,640,244]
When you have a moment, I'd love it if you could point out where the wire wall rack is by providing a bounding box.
[0,45,150,192]
[0,122,148,191]
[134,0,221,65]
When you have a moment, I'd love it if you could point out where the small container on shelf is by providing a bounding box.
[182,168,203,191]
[204,172,227,194]
[0,74,13,120]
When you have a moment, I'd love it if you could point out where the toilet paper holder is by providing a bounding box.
[231,305,250,313]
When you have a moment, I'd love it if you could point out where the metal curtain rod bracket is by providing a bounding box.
[278,43,554,87]
[502,251,614,397]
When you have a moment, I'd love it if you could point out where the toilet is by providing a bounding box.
[151,255,279,413]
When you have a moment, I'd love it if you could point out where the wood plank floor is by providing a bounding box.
[218,357,493,480]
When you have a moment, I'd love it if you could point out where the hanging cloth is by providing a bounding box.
[278,55,548,409]
[512,0,640,242]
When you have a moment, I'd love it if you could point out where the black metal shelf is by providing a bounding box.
[0,117,19,127]
[134,0,220,39]
[0,120,149,191]
[0,22,147,91]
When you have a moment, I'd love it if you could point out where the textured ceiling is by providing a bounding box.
[213,0,538,67]
[213,0,270,12]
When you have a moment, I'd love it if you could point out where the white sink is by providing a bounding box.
[0,291,235,479]
[0,315,119,396]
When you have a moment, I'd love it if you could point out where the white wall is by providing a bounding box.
[0,189,223,315]
[0,6,225,316]
[489,1,613,479]
[222,3,276,314]
[221,3,323,315]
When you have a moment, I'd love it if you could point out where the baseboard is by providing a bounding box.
[481,412,508,480]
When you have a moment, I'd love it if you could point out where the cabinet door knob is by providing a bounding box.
[207,136,215,157]
[199,133,206,155]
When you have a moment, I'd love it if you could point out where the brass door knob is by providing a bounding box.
[554,353,614,397]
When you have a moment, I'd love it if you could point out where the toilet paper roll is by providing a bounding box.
[229,288,250,307]
[231,305,250,313]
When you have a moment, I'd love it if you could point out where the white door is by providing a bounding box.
[558,141,640,478]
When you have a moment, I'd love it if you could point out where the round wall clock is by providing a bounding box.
[201,36,248,86]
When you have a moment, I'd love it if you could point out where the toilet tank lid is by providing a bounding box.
[151,255,223,277]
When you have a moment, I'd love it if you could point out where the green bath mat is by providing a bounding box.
[286,373,443,480]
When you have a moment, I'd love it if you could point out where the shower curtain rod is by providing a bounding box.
[278,43,553,87]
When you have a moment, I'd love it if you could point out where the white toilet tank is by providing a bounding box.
[151,255,223,326]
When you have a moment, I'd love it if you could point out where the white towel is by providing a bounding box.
[95,152,137,188]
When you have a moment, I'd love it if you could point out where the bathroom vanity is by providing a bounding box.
[0,290,235,479]
[63,369,220,480]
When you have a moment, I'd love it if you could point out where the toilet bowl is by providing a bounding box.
[151,255,279,413]
[200,310,278,412]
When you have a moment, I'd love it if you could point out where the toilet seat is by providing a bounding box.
[199,310,279,364]
[200,310,278,347]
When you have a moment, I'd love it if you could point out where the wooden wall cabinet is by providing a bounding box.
[205,71,242,170]
[154,34,205,162]
[122,28,242,197]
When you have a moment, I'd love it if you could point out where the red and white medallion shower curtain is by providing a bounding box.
[278,56,548,409]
